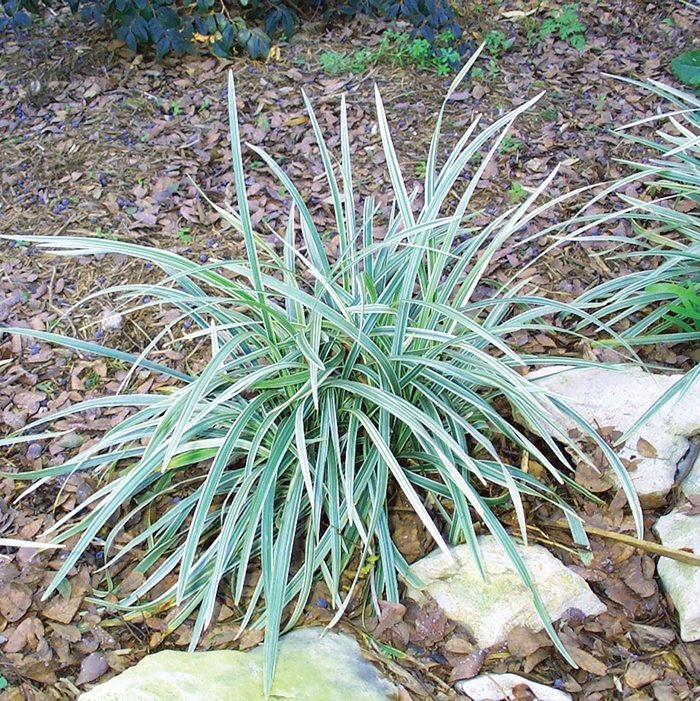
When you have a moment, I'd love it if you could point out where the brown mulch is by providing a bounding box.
[0,0,699,698]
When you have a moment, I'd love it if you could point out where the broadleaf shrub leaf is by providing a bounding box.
[247,28,270,59]
[156,5,180,28]
[13,9,30,26]
[155,34,170,55]
[125,29,137,51]
[132,14,149,41]
[149,15,163,40]
[672,50,700,87]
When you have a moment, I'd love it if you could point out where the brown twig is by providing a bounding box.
[549,521,700,567]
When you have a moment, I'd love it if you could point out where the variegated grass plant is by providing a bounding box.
[1,52,643,693]
[569,78,700,429]
[574,79,700,343]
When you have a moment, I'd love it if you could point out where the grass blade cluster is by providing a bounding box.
[557,78,700,444]
[574,78,700,345]
[1,57,645,693]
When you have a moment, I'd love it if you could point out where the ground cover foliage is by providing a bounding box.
[0,0,467,63]
[0,0,699,699]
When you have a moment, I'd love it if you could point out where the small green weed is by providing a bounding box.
[405,36,431,66]
[499,135,524,154]
[485,58,500,81]
[83,370,101,391]
[508,181,527,202]
[483,30,514,57]
[93,227,117,240]
[539,104,558,121]
[672,50,700,88]
[319,49,372,75]
[319,29,460,76]
[257,115,271,133]
[647,281,700,333]
[434,47,461,76]
[540,3,586,50]
[37,380,54,393]
[176,227,191,244]
[471,60,499,83]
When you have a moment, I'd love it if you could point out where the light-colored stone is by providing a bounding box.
[527,365,700,501]
[101,309,123,331]
[456,673,571,700]
[406,536,605,649]
[79,627,396,701]
[654,510,700,642]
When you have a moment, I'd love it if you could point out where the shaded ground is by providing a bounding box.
[0,0,699,698]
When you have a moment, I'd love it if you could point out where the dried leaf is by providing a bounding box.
[507,625,553,657]
[49,622,82,643]
[15,659,57,684]
[413,599,447,643]
[42,595,82,624]
[4,617,44,653]
[374,601,406,638]
[628,624,675,648]
[624,661,662,689]
[636,437,658,459]
[651,679,681,701]
[75,652,109,685]
[443,636,475,655]
[0,582,33,622]
[568,646,608,675]
[619,556,657,598]
[450,649,485,682]
[237,629,264,651]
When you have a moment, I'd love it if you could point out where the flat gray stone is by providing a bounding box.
[457,673,571,700]
[79,627,396,701]
[527,366,700,502]
[406,536,605,649]
[654,511,700,642]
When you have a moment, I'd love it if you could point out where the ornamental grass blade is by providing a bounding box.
[374,83,415,230]
[227,72,268,325]
[1,327,191,381]
[425,43,485,198]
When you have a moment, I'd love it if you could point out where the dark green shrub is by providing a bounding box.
[0,0,42,28]
[328,0,464,47]
[0,0,468,63]
[0,0,296,58]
